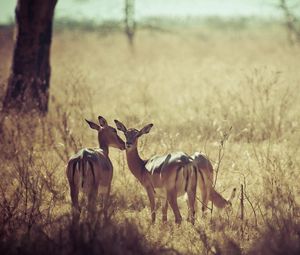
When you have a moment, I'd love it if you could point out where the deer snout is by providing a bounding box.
[126,142,133,149]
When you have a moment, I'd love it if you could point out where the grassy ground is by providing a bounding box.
[0,20,299,254]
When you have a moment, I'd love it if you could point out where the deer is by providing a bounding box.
[114,120,236,224]
[191,152,236,214]
[66,116,125,217]
[114,120,198,224]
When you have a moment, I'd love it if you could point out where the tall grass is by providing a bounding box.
[0,21,299,254]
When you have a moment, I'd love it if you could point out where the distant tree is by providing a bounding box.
[3,0,58,114]
[124,0,135,47]
[278,0,300,44]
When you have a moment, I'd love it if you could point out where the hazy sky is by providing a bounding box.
[0,0,295,24]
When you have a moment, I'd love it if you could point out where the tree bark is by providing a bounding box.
[125,0,135,47]
[3,0,57,114]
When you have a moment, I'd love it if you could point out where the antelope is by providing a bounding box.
[114,120,236,224]
[66,116,125,217]
[191,152,236,213]
[114,120,197,224]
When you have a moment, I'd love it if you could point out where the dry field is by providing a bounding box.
[0,20,300,254]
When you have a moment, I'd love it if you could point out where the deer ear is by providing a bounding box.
[114,119,127,133]
[98,116,108,127]
[138,123,153,137]
[85,119,100,130]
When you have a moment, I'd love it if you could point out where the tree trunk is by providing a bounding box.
[125,0,135,47]
[3,0,57,114]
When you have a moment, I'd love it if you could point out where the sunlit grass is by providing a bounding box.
[0,21,299,254]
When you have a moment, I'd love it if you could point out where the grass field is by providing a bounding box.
[0,19,300,254]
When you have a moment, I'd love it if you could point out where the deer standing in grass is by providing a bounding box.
[115,120,235,224]
[66,116,125,217]
[115,120,197,224]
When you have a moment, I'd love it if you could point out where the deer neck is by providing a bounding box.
[126,145,145,182]
[99,134,109,156]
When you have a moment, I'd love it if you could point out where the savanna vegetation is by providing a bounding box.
[0,18,299,254]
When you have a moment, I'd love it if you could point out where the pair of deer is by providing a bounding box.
[66,116,235,224]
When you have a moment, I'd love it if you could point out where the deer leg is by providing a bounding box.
[167,190,182,224]
[187,168,197,224]
[103,184,111,218]
[203,186,211,217]
[162,198,168,222]
[70,185,80,214]
[146,187,156,223]
[88,188,98,218]
[187,190,196,225]
[68,163,80,214]
[198,171,209,216]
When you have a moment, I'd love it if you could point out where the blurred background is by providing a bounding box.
[0,0,294,24]
[0,0,299,24]
[0,1,300,255]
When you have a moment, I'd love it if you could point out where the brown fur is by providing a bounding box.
[115,120,197,224]
[192,152,236,211]
[66,117,125,217]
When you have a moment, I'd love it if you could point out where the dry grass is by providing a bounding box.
[0,21,299,254]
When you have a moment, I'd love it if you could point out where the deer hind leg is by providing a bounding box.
[201,188,209,217]
[162,197,168,222]
[102,184,111,219]
[146,186,156,223]
[69,183,80,224]
[186,168,197,224]
[68,162,81,215]
[167,190,182,224]
[88,186,98,219]
[70,185,80,213]
[198,169,209,216]
[186,193,196,224]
